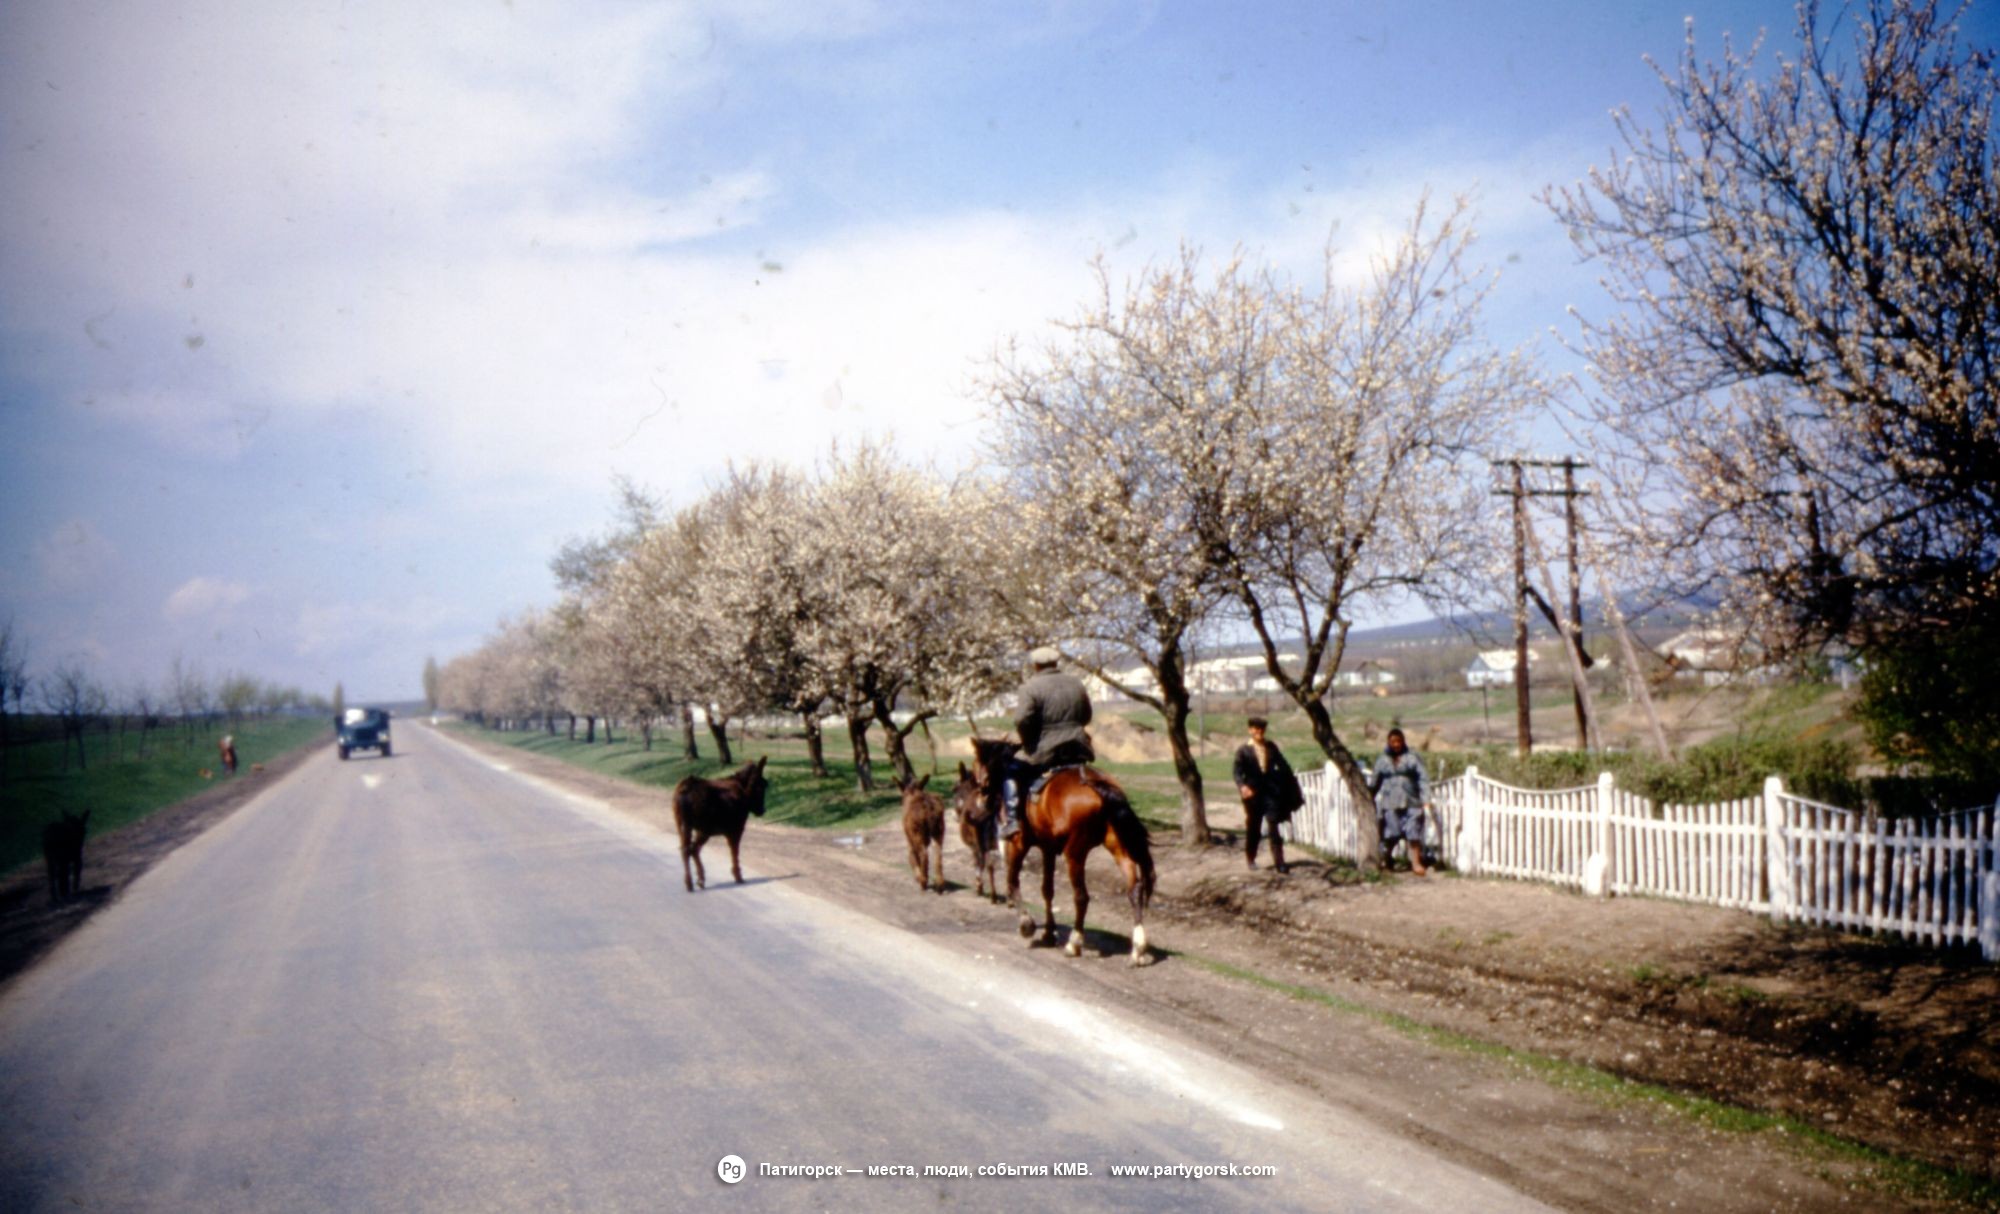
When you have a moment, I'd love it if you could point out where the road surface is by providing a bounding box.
[0,724,1551,1212]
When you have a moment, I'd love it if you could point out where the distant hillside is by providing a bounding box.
[1345,590,1716,656]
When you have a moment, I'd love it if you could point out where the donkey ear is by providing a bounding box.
[958,761,969,780]
[915,773,931,791]
[756,755,768,773]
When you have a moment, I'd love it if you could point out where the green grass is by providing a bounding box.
[444,722,910,832]
[448,717,1220,834]
[1179,952,2000,1211]
[0,717,328,872]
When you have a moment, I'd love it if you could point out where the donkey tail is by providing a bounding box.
[669,778,695,837]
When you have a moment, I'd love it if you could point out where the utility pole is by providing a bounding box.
[1493,456,1594,757]
[1511,461,1531,756]
[1564,457,1588,746]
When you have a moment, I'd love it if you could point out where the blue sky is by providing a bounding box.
[4,0,1983,702]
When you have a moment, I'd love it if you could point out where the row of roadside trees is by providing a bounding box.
[441,1,2000,855]
[0,621,327,779]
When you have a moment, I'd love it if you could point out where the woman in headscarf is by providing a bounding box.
[1370,727,1432,875]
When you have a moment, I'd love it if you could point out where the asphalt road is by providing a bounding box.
[0,725,1552,1213]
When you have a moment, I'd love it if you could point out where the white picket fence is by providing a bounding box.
[1287,763,2000,960]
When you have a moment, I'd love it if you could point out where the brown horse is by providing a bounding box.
[900,773,947,893]
[951,761,1000,901]
[969,738,1156,965]
[671,756,769,892]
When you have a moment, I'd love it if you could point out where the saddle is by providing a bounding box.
[1005,764,1087,837]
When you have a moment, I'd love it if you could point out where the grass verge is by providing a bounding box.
[442,723,908,831]
[0,718,327,871]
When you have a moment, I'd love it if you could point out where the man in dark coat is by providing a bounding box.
[1233,716,1300,872]
[1003,646,1094,837]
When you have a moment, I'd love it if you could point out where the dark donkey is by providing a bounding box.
[969,738,1156,965]
[900,773,947,894]
[42,809,89,905]
[671,756,769,892]
[951,761,1000,902]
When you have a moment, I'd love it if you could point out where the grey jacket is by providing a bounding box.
[1015,670,1094,767]
[1369,749,1429,811]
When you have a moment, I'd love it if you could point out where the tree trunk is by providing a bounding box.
[801,711,828,778]
[846,713,875,793]
[1152,651,1210,845]
[567,712,577,741]
[585,716,596,744]
[679,703,701,760]
[1302,696,1384,871]
[871,699,917,788]
[604,717,616,745]
[640,718,653,751]
[707,711,733,765]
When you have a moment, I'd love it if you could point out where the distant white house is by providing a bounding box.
[1465,649,1533,688]
[1657,628,1774,686]
[1334,659,1397,689]
[1188,652,1279,695]
[1080,665,1157,703]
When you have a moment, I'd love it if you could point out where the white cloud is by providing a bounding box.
[163,576,253,623]
[4,1,1575,507]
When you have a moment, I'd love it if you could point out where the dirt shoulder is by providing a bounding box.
[439,725,1998,1213]
[0,735,325,991]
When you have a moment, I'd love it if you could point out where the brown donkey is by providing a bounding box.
[900,774,947,893]
[671,757,769,892]
[950,761,1000,901]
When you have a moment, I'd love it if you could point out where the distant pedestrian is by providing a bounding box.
[1369,728,1431,875]
[219,734,238,775]
[1234,717,1302,873]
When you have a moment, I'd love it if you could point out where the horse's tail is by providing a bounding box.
[1093,775,1155,907]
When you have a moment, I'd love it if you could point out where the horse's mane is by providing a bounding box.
[968,737,1019,771]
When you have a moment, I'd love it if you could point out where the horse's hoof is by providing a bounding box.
[1063,934,1084,958]
[1130,950,1154,967]
[1017,916,1036,939]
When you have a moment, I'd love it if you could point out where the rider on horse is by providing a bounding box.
[1002,646,1094,838]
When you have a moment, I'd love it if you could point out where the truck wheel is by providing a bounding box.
[339,745,350,760]
[381,741,392,758]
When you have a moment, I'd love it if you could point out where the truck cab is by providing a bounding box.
[337,707,392,760]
